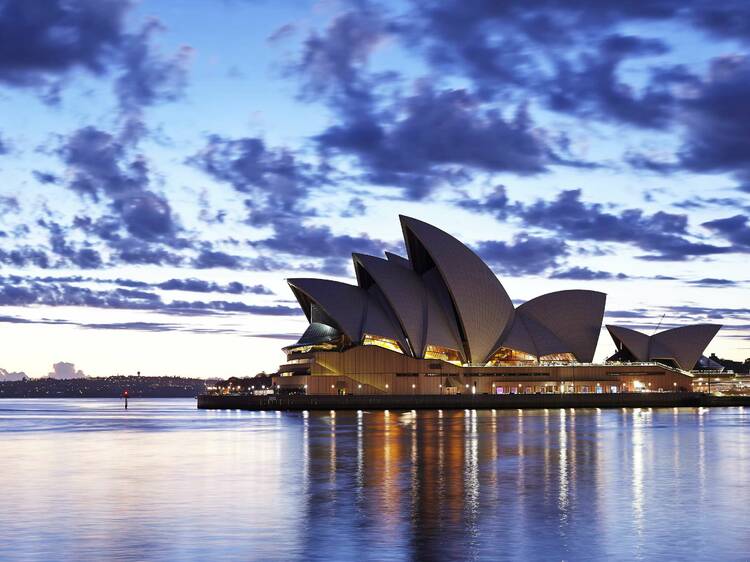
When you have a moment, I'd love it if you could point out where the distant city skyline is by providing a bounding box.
[1,0,749,378]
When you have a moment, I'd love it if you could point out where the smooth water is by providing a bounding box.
[0,400,748,561]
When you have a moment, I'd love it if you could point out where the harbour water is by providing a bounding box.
[0,399,748,561]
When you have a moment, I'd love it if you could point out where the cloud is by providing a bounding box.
[458,185,511,219]
[192,249,243,269]
[48,361,85,379]
[39,220,103,269]
[462,188,733,261]
[676,56,750,178]
[156,278,272,295]
[0,1,189,113]
[517,189,730,260]
[550,266,628,280]
[190,135,321,226]
[290,9,586,200]
[32,170,60,184]
[115,19,191,116]
[316,86,554,198]
[687,277,738,287]
[55,126,186,261]
[0,132,10,155]
[293,8,389,111]
[702,214,750,251]
[0,248,50,268]
[474,235,568,275]
[251,220,392,275]
[0,277,298,317]
[0,367,27,381]
[547,34,678,129]
[0,0,129,88]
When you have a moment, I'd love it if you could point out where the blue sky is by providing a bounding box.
[0,0,749,378]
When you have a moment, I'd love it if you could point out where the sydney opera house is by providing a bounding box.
[273,216,721,396]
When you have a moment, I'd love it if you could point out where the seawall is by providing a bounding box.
[197,392,750,411]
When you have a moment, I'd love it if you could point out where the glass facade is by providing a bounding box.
[485,347,537,366]
[540,352,577,363]
[362,333,404,354]
[424,345,463,365]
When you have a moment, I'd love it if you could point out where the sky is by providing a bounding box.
[0,0,749,379]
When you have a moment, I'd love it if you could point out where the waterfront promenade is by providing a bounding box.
[197,392,750,411]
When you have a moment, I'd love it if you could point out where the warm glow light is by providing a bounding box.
[361,333,404,354]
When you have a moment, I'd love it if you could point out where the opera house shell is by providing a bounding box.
[276,216,721,395]
[287,216,605,366]
[607,324,721,371]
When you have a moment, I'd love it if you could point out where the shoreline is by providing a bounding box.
[197,392,750,411]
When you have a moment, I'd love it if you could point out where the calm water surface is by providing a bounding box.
[0,399,748,561]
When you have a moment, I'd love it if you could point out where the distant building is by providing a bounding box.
[274,216,721,395]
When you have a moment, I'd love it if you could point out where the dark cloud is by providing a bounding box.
[672,196,749,210]
[113,239,184,266]
[458,185,511,219]
[32,170,60,184]
[292,8,389,113]
[115,19,191,116]
[0,248,50,268]
[0,196,19,214]
[462,188,732,261]
[341,197,366,217]
[550,266,628,280]
[59,126,144,198]
[0,274,272,297]
[702,214,750,250]
[39,220,103,269]
[677,56,750,178]
[547,35,678,129]
[626,55,750,188]
[517,189,730,260]
[0,0,128,88]
[112,191,177,241]
[655,304,750,322]
[57,126,183,249]
[251,220,391,275]
[0,277,298,317]
[81,321,177,332]
[156,278,272,295]
[0,315,268,336]
[193,249,243,270]
[0,0,189,113]
[474,236,568,275]
[290,7,601,200]
[687,277,738,287]
[190,135,321,225]
[247,332,300,340]
[316,86,554,198]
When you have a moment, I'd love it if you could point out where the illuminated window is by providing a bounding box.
[424,345,463,365]
[539,352,577,363]
[285,342,339,355]
[485,347,536,366]
[362,333,404,354]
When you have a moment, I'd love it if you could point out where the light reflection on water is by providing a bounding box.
[1,399,749,561]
